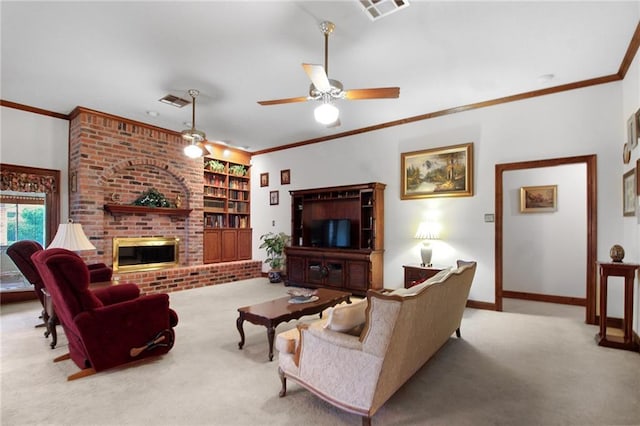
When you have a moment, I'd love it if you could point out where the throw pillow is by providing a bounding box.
[324,298,367,333]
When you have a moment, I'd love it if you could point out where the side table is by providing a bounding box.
[403,264,444,288]
[595,262,640,351]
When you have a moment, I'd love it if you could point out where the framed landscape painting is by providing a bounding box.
[401,142,474,199]
[520,185,557,213]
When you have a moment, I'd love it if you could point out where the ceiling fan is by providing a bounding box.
[257,21,400,126]
[182,89,211,158]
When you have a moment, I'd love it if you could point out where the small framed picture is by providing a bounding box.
[633,108,640,149]
[520,185,557,213]
[628,113,637,150]
[280,169,291,185]
[260,173,269,187]
[623,168,636,217]
[269,190,279,206]
[637,159,640,196]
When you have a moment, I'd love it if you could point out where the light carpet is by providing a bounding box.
[1,278,639,425]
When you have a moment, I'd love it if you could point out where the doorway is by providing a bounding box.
[495,155,597,324]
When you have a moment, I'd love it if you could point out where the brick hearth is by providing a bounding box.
[67,107,260,294]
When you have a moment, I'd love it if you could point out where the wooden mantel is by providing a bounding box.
[103,204,192,217]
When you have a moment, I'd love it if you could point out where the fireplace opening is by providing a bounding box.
[112,237,179,273]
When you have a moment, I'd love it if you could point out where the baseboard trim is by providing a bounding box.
[503,290,586,306]
[0,290,38,305]
[466,299,497,310]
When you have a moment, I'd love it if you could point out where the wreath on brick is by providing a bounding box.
[133,188,173,208]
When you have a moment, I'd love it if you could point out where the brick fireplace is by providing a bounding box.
[68,107,260,294]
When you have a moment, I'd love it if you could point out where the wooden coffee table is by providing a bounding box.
[237,288,351,361]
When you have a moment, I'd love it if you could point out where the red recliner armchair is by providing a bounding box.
[6,240,114,348]
[31,248,178,380]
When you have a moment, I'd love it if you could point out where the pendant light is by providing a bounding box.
[182,89,206,158]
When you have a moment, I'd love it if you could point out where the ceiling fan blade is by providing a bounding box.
[344,87,400,100]
[257,96,309,106]
[302,63,331,92]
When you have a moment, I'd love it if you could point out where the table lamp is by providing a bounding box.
[414,222,441,267]
[47,220,96,251]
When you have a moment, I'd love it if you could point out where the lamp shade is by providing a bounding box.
[47,221,96,251]
[414,222,441,240]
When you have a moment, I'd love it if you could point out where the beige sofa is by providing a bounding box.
[276,260,477,425]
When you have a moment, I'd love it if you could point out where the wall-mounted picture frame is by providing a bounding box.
[260,172,269,187]
[637,159,640,196]
[280,169,290,185]
[401,142,474,199]
[269,190,279,206]
[519,185,557,213]
[627,112,637,151]
[632,108,640,149]
[623,168,636,217]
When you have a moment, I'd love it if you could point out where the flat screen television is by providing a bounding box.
[310,219,351,248]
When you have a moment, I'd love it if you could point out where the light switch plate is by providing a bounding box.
[484,213,495,223]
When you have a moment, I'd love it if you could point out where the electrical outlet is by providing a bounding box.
[272,220,275,226]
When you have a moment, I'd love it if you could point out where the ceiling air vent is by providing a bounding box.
[158,94,191,108]
[358,0,409,21]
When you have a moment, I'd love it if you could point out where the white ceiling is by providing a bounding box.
[1,1,638,153]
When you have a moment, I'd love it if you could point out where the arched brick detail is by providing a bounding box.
[98,158,193,204]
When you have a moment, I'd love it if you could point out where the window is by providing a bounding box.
[0,164,60,295]
[1,193,46,291]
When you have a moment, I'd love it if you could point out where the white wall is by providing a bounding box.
[620,13,640,333]
[503,164,586,298]
[0,106,70,220]
[251,81,626,308]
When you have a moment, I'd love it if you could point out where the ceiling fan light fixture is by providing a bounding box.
[314,102,339,125]
[181,89,207,157]
[183,142,203,158]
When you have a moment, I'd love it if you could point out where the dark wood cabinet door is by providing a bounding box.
[237,229,252,260]
[221,229,237,262]
[204,230,221,264]
[346,261,369,292]
[287,256,306,284]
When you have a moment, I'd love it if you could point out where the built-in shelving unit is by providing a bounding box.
[202,147,252,264]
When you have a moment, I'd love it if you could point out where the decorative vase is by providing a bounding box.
[609,245,625,262]
[268,270,282,283]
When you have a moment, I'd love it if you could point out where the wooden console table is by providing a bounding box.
[595,262,639,351]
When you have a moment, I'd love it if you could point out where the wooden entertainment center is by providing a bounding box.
[285,182,385,296]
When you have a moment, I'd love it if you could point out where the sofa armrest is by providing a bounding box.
[93,283,140,306]
[294,323,383,412]
[87,263,113,283]
[305,322,363,351]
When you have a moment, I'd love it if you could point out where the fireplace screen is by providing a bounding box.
[112,237,179,273]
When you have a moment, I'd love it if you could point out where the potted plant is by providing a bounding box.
[259,232,291,283]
